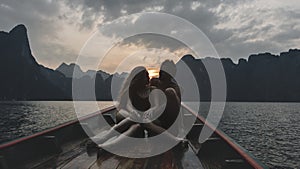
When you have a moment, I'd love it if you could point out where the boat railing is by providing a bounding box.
[0,106,116,150]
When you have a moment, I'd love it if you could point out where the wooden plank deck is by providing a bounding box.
[0,105,266,169]
[61,153,96,169]
[90,151,180,169]
[59,143,203,169]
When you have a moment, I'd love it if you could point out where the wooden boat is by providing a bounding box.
[0,104,268,169]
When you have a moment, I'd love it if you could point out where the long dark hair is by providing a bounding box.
[117,66,148,110]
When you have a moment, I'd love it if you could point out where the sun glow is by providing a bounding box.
[147,67,159,79]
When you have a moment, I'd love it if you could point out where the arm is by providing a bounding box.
[118,93,141,120]
[143,89,167,122]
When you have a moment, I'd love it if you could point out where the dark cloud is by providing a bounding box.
[121,33,187,51]
[64,0,226,40]
[64,0,299,60]
[0,0,299,68]
[212,3,300,59]
[0,0,61,34]
[0,0,69,68]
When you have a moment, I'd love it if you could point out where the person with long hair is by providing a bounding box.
[140,60,181,138]
[152,60,181,133]
[91,66,150,146]
[88,64,184,155]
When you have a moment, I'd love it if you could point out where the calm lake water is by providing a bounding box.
[0,101,299,169]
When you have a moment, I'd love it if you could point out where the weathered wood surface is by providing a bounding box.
[0,106,266,169]
[59,142,207,169]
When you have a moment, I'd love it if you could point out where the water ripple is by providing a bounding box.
[0,101,299,168]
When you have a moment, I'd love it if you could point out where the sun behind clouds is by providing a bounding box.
[147,67,159,79]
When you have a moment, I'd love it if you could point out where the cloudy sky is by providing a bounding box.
[0,0,299,73]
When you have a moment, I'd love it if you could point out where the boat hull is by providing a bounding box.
[0,105,267,169]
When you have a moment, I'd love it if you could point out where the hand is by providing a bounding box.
[143,110,153,122]
[130,110,141,121]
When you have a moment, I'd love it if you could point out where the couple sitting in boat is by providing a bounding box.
[91,60,184,152]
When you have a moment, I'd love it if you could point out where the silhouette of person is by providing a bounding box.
[87,64,184,155]
[91,66,150,146]
[117,66,151,123]
[149,60,181,135]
